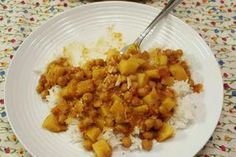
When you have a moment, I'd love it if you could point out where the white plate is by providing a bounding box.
[5,1,223,157]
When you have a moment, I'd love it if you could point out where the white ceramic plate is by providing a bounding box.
[5,1,223,157]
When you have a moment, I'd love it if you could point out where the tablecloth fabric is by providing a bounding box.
[0,0,235,157]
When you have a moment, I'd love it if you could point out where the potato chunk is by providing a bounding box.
[100,106,110,117]
[92,139,112,157]
[42,114,67,132]
[149,51,159,66]
[159,54,168,65]
[161,97,176,112]
[118,57,145,75]
[156,123,174,142]
[92,68,107,79]
[96,118,105,129]
[143,88,159,105]
[169,64,188,80]
[76,79,94,96]
[85,127,101,142]
[138,73,149,88]
[110,95,125,115]
[134,104,149,114]
[145,69,160,79]
[110,100,125,115]
[60,80,77,98]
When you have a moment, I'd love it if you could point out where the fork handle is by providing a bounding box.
[134,0,183,46]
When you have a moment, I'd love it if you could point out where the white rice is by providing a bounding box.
[102,128,123,148]
[101,127,142,151]
[168,81,203,129]
[45,85,61,109]
[171,80,191,97]
[67,124,83,143]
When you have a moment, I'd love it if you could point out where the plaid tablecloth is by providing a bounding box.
[0,0,235,156]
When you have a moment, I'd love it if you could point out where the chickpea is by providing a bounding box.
[69,108,78,118]
[82,93,93,103]
[144,118,155,131]
[159,67,170,78]
[141,131,154,139]
[88,110,97,118]
[36,85,44,93]
[112,55,121,63]
[154,119,163,130]
[75,70,85,80]
[41,90,49,99]
[99,92,109,101]
[84,70,92,79]
[57,76,68,86]
[39,75,47,84]
[124,91,132,102]
[161,77,173,86]
[81,117,93,128]
[94,100,102,108]
[94,79,102,87]
[129,86,137,95]
[151,104,160,114]
[121,83,128,92]
[122,136,132,148]
[132,82,138,89]
[105,118,114,127]
[193,83,203,93]
[188,79,194,87]
[142,139,153,151]
[83,139,93,151]
[159,106,168,115]
[129,75,138,81]
[114,124,129,134]
[175,49,183,58]
[131,97,142,106]
[149,81,156,88]
[138,87,149,97]
[95,59,105,66]
[156,83,163,90]
[115,115,125,124]
[140,51,150,60]
[162,88,175,98]
[180,61,188,69]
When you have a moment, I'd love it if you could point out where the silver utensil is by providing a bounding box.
[121,0,182,52]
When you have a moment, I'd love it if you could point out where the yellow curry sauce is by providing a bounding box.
[36,45,202,157]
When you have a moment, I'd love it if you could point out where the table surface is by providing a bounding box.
[0,0,235,157]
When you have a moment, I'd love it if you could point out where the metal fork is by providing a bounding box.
[121,0,183,52]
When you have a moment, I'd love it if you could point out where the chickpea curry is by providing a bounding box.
[36,44,202,157]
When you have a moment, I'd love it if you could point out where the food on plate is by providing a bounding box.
[36,44,203,157]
